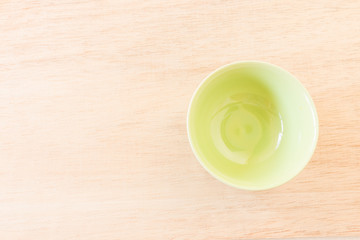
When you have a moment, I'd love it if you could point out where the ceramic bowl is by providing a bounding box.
[187,61,318,190]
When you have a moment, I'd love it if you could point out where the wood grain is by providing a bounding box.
[0,0,360,239]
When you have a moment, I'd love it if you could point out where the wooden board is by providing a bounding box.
[0,0,360,239]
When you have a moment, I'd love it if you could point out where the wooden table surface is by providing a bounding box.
[1,1,360,239]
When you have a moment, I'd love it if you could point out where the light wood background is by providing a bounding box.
[0,0,360,239]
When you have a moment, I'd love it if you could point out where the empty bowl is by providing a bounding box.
[187,61,318,190]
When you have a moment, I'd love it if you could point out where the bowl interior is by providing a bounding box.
[187,62,318,190]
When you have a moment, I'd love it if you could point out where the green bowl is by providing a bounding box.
[187,61,318,190]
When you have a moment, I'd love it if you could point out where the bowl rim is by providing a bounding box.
[186,60,319,191]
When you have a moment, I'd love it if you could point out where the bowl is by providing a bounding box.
[187,61,318,190]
